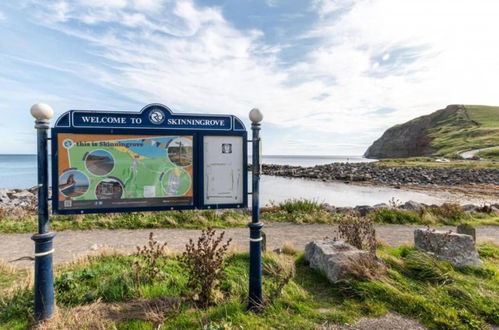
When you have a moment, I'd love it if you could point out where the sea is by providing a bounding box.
[0,154,481,207]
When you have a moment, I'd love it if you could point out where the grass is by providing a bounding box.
[375,157,499,169]
[478,147,499,161]
[1,199,498,234]
[429,105,499,157]
[0,210,249,234]
[1,242,498,329]
[0,259,19,293]
[262,199,339,224]
[370,204,499,226]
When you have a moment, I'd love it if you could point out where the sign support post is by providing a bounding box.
[30,103,56,321]
[248,108,263,311]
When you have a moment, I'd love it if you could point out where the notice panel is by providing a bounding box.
[56,133,193,211]
[203,136,244,205]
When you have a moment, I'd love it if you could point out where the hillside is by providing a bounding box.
[364,104,499,159]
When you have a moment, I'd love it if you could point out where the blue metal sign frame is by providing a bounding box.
[51,104,248,214]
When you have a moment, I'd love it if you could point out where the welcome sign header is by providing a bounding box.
[54,103,246,131]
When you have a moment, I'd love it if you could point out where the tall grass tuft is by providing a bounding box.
[278,198,324,213]
[404,251,453,284]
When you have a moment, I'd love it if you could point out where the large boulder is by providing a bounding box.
[414,229,480,267]
[304,240,385,283]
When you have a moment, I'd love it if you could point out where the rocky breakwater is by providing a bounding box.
[262,163,499,186]
[0,187,39,217]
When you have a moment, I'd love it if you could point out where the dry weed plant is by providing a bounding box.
[280,242,297,256]
[133,232,168,284]
[335,214,377,255]
[178,228,232,308]
[0,258,16,275]
[342,254,387,281]
[263,253,295,304]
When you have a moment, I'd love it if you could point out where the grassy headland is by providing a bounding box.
[365,104,499,159]
[429,105,499,157]
[1,241,498,329]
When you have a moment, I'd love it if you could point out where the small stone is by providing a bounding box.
[90,244,99,251]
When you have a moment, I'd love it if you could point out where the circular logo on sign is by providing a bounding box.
[63,139,74,149]
[149,109,165,125]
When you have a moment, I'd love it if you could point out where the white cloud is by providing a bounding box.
[19,0,499,154]
[0,11,5,21]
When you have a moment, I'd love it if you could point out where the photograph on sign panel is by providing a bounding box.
[57,133,193,210]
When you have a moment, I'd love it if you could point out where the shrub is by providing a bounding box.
[178,228,232,308]
[335,214,376,254]
[277,199,323,213]
[133,232,168,284]
[370,208,421,224]
[430,203,468,223]
[404,251,452,284]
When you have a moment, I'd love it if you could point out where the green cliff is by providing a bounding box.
[364,104,499,159]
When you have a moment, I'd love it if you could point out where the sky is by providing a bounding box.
[1,0,499,155]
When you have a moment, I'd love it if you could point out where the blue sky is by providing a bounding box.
[1,0,499,155]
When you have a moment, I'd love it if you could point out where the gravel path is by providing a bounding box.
[1,223,498,268]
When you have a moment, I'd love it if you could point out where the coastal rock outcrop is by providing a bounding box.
[364,105,461,159]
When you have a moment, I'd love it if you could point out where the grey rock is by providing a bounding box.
[335,207,354,214]
[11,190,35,200]
[414,228,480,267]
[0,188,10,203]
[304,240,384,283]
[354,205,374,217]
[401,200,424,213]
[322,203,336,213]
[456,224,476,242]
[373,203,389,209]
[462,204,477,212]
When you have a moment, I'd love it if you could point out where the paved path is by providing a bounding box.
[459,146,498,159]
[1,223,498,268]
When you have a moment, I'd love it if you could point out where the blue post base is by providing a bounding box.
[248,221,263,311]
[31,232,56,320]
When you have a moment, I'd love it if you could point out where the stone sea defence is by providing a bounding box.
[262,163,499,186]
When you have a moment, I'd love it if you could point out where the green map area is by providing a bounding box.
[60,136,193,201]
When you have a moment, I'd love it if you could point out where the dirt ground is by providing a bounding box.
[1,223,498,268]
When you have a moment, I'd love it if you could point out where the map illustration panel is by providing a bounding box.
[57,134,193,211]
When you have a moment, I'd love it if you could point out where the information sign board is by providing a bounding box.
[52,104,247,214]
